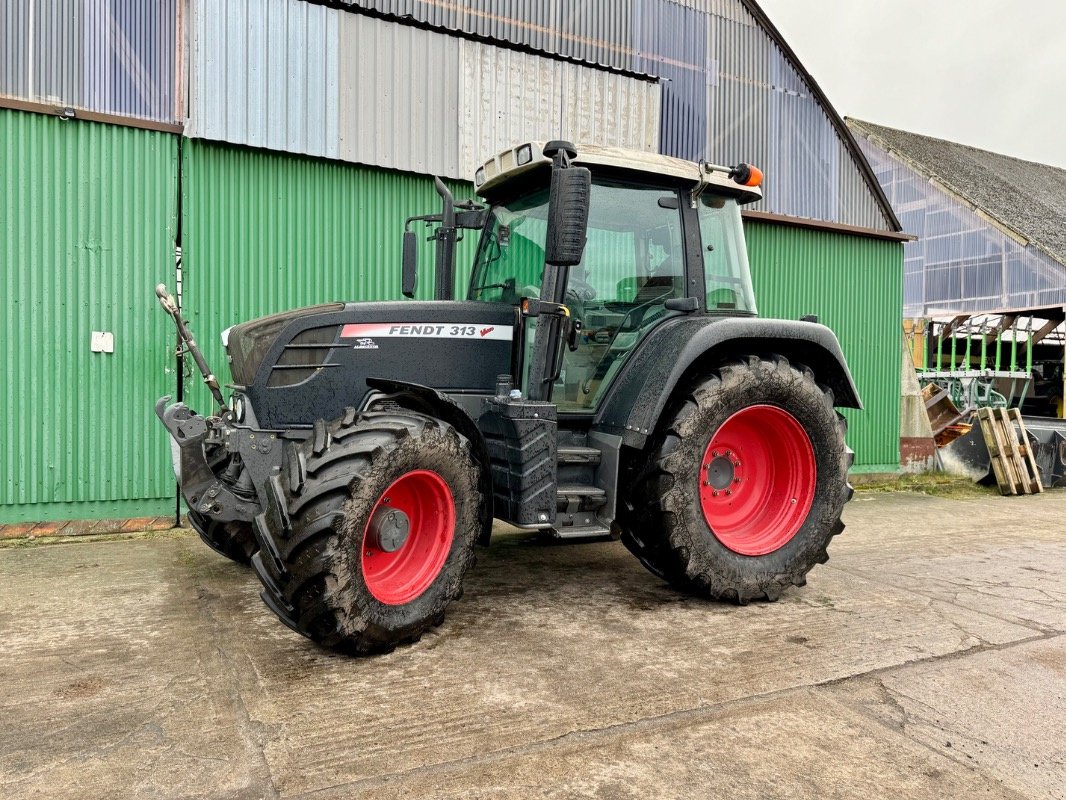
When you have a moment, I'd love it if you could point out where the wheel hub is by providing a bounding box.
[705,454,736,491]
[368,506,411,553]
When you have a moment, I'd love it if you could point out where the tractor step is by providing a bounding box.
[557,446,602,466]
[550,483,611,538]
[556,484,607,512]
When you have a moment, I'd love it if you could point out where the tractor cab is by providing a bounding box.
[467,143,763,411]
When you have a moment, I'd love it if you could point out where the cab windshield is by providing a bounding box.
[468,177,687,410]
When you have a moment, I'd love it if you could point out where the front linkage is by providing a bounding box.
[154,284,273,532]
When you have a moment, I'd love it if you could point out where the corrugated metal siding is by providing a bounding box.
[745,220,903,469]
[186,0,659,180]
[705,3,887,228]
[0,0,178,123]
[187,0,340,158]
[179,138,480,409]
[633,0,706,161]
[319,0,892,228]
[337,12,458,175]
[857,135,1066,316]
[0,109,177,519]
[458,39,659,175]
[331,0,639,71]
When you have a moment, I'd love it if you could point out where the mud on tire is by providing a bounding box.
[250,409,482,655]
[619,354,853,603]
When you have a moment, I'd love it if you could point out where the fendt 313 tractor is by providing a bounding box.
[156,141,859,654]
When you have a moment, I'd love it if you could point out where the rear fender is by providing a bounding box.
[594,316,862,449]
[364,378,495,545]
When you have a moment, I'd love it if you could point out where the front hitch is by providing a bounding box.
[155,396,259,523]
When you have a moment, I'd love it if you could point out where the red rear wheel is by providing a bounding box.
[361,470,456,605]
[698,404,816,556]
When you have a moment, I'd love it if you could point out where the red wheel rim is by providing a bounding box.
[361,470,455,605]
[698,405,816,556]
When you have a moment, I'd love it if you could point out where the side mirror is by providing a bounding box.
[544,166,591,267]
[401,230,417,298]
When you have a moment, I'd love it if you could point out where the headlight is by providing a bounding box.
[232,395,245,422]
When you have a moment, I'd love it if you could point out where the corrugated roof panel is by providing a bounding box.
[856,132,1066,316]
[0,0,178,123]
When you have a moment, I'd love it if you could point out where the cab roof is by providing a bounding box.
[474,142,763,204]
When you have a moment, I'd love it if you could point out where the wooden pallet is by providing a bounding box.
[976,408,1044,496]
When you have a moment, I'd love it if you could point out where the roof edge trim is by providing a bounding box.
[302,1,661,83]
[742,210,914,242]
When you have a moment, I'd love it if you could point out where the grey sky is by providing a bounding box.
[755,0,1066,169]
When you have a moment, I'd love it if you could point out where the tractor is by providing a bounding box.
[156,141,858,654]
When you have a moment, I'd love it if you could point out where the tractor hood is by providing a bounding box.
[232,301,518,429]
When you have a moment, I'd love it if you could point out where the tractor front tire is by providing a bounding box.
[250,410,482,655]
[621,354,852,603]
[187,510,258,565]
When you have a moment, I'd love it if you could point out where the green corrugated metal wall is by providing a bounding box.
[179,140,477,410]
[1,128,902,524]
[746,221,903,471]
[0,109,178,523]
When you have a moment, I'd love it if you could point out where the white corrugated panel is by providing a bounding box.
[187,0,340,158]
[458,39,659,177]
[337,12,460,176]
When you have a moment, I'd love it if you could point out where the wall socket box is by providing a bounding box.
[91,331,115,353]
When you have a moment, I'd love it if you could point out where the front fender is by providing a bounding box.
[593,316,862,449]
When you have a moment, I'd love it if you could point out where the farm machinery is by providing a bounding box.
[156,141,858,654]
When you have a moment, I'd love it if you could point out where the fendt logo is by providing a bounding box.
[339,323,513,341]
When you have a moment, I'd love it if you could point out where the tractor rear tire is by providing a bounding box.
[620,354,852,603]
[250,409,482,655]
[187,510,258,565]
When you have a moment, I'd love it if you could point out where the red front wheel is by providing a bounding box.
[361,470,456,605]
[250,410,483,655]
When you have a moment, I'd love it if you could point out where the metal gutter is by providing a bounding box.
[742,210,915,242]
[0,96,184,135]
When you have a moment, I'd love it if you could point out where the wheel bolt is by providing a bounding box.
[733,477,741,483]
[725,490,732,496]
[712,450,719,457]
[712,491,719,497]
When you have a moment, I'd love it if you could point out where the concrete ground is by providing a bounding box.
[1,490,1064,800]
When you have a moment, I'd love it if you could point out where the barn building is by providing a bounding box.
[1,0,906,525]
